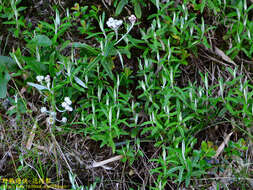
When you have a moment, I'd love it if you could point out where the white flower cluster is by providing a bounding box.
[106,15,136,30]
[106,17,123,30]
[40,96,72,125]
[36,75,44,83]
[61,97,73,112]
[35,75,71,126]
[41,106,68,125]
[36,75,51,88]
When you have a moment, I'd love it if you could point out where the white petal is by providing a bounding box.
[40,107,47,113]
[36,75,44,82]
[65,105,73,112]
[64,97,72,105]
[116,20,123,26]
[62,102,67,108]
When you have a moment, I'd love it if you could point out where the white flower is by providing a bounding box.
[128,15,136,24]
[116,20,123,27]
[46,116,55,125]
[106,17,123,30]
[36,75,44,83]
[64,97,72,105]
[61,97,73,111]
[62,97,73,112]
[62,102,67,108]
[65,105,73,112]
[41,107,47,113]
[45,75,50,83]
[61,117,67,123]
[106,17,114,27]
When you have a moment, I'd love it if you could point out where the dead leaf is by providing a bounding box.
[129,169,135,176]
[213,132,233,159]
[214,46,236,65]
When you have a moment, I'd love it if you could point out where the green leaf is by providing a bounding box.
[74,76,87,89]
[115,0,128,16]
[0,56,17,71]
[31,35,52,47]
[0,70,10,98]
[84,55,102,75]
[201,141,208,152]
[104,41,115,57]
[178,166,184,184]
[202,36,211,49]
[200,0,206,13]
[72,42,99,56]
[182,140,186,161]
[101,57,114,80]
[224,102,235,115]
[40,21,55,31]
[59,40,71,52]
[166,166,182,175]
[132,0,142,18]
[27,82,48,91]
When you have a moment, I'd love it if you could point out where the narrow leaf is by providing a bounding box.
[0,71,11,98]
[182,140,186,161]
[115,0,128,16]
[27,82,48,91]
[74,76,88,89]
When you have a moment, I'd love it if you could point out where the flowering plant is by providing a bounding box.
[105,15,136,44]
[28,75,73,126]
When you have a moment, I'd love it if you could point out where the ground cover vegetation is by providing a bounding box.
[0,0,252,189]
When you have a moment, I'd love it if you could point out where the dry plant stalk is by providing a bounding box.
[213,132,233,159]
[26,121,38,149]
[87,155,123,169]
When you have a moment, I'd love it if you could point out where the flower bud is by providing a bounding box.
[128,15,136,24]
[61,117,67,123]
[45,75,50,83]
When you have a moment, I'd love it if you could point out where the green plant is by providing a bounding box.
[114,0,146,18]
[68,171,97,190]
[1,0,26,37]
[151,140,213,188]
[221,0,253,59]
